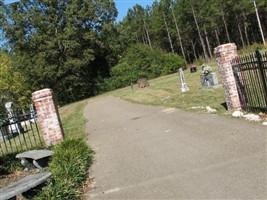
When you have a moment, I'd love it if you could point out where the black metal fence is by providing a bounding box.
[0,106,44,156]
[231,50,267,112]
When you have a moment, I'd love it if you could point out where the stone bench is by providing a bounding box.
[16,150,54,171]
[0,172,52,200]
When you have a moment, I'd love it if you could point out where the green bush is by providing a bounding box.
[160,53,186,75]
[36,138,94,200]
[100,44,185,90]
[0,152,23,175]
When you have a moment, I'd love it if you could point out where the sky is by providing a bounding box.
[114,0,154,21]
[3,0,155,22]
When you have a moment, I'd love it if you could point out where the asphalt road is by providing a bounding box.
[84,96,266,199]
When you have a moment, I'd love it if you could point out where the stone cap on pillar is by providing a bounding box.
[32,88,53,101]
[214,43,237,56]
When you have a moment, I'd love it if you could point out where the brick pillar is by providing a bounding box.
[214,43,241,111]
[32,88,64,146]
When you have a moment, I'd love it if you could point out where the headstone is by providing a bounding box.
[5,102,24,135]
[190,64,197,73]
[179,68,189,92]
[201,73,218,87]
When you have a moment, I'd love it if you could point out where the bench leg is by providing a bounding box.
[33,160,43,170]
[21,158,34,171]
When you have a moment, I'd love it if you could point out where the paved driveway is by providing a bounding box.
[84,96,266,199]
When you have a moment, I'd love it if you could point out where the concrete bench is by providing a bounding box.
[16,150,54,171]
[0,172,52,200]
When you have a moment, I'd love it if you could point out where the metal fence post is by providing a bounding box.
[255,49,267,107]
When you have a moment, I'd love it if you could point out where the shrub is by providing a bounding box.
[101,44,185,90]
[160,53,186,75]
[36,138,94,200]
[0,152,23,175]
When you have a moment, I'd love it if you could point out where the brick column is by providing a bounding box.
[32,88,64,146]
[214,43,241,111]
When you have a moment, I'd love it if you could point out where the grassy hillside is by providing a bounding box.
[59,44,267,126]
[59,99,89,139]
[60,56,256,139]
[111,63,230,116]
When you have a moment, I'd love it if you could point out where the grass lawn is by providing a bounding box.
[111,63,231,116]
[59,99,89,139]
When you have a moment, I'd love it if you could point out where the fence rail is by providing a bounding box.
[0,107,44,156]
[231,50,267,112]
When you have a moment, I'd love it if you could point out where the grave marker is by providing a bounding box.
[178,68,189,92]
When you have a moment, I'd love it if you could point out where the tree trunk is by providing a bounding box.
[142,33,147,46]
[192,5,209,60]
[244,25,250,46]
[135,33,140,43]
[204,28,212,58]
[237,18,245,48]
[190,39,198,61]
[215,28,220,45]
[222,13,231,43]
[162,12,174,53]
[253,0,266,45]
[143,20,152,49]
[243,12,250,45]
[171,6,186,62]
[186,50,192,63]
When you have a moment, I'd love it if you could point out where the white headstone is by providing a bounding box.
[5,101,24,134]
[179,68,189,92]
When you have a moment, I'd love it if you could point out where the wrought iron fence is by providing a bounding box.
[0,105,44,156]
[231,50,267,112]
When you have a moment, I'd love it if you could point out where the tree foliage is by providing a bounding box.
[1,0,267,104]
[0,51,29,111]
[101,44,185,90]
[119,0,267,62]
[3,0,117,104]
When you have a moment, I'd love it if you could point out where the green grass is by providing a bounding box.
[111,63,231,116]
[59,99,88,139]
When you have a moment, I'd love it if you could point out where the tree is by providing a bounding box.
[171,3,186,62]
[0,0,6,47]
[3,0,117,104]
[0,51,30,108]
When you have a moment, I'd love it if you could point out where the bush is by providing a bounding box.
[0,152,23,175]
[160,53,186,75]
[36,138,94,200]
[100,44,185,90]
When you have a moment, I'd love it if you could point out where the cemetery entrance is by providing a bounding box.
[0,103,44,156]
[231,50,267,112]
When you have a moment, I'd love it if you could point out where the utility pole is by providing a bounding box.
[253,0,266,46]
